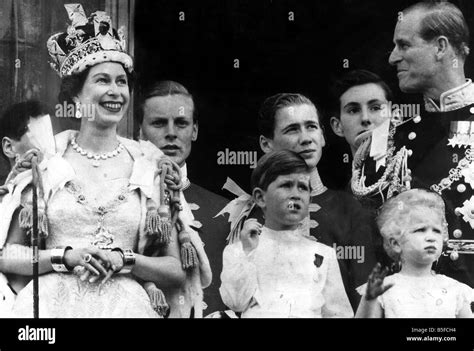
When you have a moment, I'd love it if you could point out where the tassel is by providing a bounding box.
[145,200,172,245]
[157,205,172,245]
[19,204,49,237]
[144,282,169,317]
[19,205,33,231]
[37,210,49,237]
[179,230,198,270]
[145,199,160,235]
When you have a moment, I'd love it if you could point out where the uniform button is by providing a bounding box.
[413,116,422,123]
[470,107,474,114]
[408,132,417,140]
[453,229,462,238]
[455,207,462,216]
[407,149,413,157]
[457,184,466,193]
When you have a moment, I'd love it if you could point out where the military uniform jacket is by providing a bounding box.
[394,82,474,288]
[184,182,230,316]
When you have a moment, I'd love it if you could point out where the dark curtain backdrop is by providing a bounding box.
[134,0,474,198]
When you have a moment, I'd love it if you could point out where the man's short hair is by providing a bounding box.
[330,69,393,119]
[257,93,318,139]
[136,80,196,125]
[405,1,470,59]
[0,100,47,141]
[0,100,47,162]
[251,149,310,192]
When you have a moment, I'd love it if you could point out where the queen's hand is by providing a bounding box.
[72,249,125,284]
[64,246,113,280]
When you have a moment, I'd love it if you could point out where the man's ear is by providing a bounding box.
[192,121,199,142]
[330,116,344,138]
[259,135,273,154]
[434,35,450,60]
[2,137,16,160]
[252,187,266,209]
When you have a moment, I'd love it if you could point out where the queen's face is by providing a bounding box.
[75,62,130,127]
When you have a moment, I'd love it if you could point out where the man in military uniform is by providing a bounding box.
[388,2,474,289]
[138,80,230,317]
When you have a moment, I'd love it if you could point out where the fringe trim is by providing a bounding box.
[179,230,198,270]
[144,282,169,317]
[19,205,49,237]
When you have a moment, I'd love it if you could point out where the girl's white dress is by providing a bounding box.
[220,226,353,318]
[357,273,473,318]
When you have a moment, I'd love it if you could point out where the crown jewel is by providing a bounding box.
[47,3,133,78]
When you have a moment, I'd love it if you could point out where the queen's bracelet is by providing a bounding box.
[51,246,73,272]
[112,248,136,274]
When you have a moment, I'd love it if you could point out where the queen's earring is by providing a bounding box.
[75,101,82,119]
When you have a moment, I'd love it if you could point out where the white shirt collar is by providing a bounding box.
[180,163,191,190]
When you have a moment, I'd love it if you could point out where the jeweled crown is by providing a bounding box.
[47,3,133,78]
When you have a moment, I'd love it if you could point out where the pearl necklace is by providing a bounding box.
[71,138,124,167]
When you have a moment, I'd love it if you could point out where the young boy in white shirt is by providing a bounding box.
[220,150,353,318]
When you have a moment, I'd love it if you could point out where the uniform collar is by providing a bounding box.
[424,79,474,112]
[310,168,327,196]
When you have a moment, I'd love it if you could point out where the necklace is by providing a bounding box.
[71,138,124,167]
[66,180,129,249]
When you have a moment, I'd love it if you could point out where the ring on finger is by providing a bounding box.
[84,253,92,263]
[74,266,86,275]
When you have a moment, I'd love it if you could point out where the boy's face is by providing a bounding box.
[255,172,311,231]
[395,207,444,266]
[330,83,389,155]
[260,104,325,169]
[2,121,36,164]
